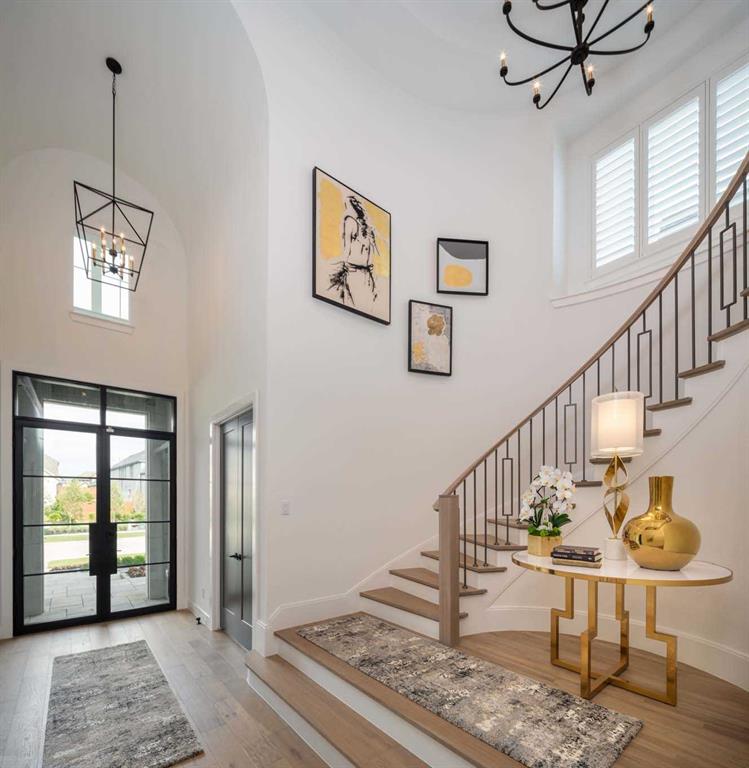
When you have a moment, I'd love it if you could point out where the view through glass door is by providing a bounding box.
[13,373,176,634]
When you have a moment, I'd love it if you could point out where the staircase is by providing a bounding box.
[358,152,749,643]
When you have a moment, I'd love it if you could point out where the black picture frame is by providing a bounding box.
[436,237,489,296]
[312,167,392,325]
[408,300,453,377]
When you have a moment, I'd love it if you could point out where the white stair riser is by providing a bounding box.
[275,638,475,768]
[356,595,440,639]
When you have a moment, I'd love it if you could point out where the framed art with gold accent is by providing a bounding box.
[436,238,488,296]
[313,167,391,324]
[408,300,453,376]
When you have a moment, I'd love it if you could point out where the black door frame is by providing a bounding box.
[12,370,177,636]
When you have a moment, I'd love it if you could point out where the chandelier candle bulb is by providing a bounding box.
[647,5,653,24]
[500,52,507,76]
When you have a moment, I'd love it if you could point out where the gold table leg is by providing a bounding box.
[550,581,677,705]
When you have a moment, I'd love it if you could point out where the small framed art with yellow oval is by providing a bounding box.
[436,238,488,296]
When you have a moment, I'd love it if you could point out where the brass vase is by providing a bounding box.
[527,534,562,558]
[622,476,700,570]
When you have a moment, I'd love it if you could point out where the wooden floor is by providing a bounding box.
[460,630,749,768]
[0,610,325,768]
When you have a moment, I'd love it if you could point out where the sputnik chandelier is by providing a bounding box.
[74,57,154,291]
[499,0,656,110]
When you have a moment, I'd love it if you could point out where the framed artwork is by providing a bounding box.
[408,300,453,376]
[313,167,391,324]
[436,238,488,295]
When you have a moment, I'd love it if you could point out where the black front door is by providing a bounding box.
[12,372,177,634]
[221,410,254,649]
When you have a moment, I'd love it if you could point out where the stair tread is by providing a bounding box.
[485,517,529,530]
[360,587,468,621]
[421,550,507,573]
[678,360,726,378]
[246,651,428,768]
[460,533,527,552]
[590,456,632,465]
[644,428,662,437]
[576,479,602,487]
[647,397,693,412]
[708,318,749,342]
[275,615,521,768]
[389,568,486,596]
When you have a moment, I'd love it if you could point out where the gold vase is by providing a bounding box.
[622,476,700,570]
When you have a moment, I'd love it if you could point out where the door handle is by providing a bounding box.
[229,552,242,560]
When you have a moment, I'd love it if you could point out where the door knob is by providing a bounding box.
[229,552,242,560]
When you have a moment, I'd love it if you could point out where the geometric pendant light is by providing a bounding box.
[74,57,153,292]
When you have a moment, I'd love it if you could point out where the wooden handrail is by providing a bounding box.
[437,151,749,503]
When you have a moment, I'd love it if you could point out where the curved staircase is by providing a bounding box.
[358,152,749,643]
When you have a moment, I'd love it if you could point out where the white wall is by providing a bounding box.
[0,148,189,637]
[233,1,579,627]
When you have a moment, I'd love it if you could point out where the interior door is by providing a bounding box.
[221,410,254,649]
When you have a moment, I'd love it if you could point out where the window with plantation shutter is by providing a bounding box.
[646,98,700,244]
[595,138,636,269]
[715,61,749,200]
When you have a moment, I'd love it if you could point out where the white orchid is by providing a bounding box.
[520,465,576,538]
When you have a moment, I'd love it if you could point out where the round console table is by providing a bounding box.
[512,552,733,705]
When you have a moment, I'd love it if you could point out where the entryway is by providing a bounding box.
[13,372,177,634]
[220,408,254,649]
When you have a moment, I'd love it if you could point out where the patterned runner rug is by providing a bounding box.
[297,613,642,768]
[42,640,202,768]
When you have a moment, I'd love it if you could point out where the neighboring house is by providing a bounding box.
[110,450,145,501]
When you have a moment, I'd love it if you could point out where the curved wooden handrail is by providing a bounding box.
[437,151,749,503]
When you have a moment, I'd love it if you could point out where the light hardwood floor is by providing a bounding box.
[460,630,749,768]
[0,610,325,768]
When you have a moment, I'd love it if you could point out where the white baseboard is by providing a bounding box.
[189,601,211,627]
[247,668,353,768]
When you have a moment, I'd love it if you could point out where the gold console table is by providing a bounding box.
[512,552,732,705]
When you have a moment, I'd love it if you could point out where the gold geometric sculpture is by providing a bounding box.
[602,453,630,537]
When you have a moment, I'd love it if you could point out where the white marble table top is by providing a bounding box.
[512,552,733,587]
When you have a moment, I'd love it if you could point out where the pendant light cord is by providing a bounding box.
[111,71,116,236]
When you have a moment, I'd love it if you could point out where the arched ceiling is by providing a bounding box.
[0,0,267,250]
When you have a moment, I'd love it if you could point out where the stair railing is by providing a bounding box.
[436,152,748,646]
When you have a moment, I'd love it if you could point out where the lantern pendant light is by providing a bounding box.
[74,57,154,291]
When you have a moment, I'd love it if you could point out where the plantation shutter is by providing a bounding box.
[647,98,700,244]
[595,138,636,269]
[715,61,749,200]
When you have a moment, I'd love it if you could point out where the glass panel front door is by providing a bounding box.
[109,435,173,613]
[13,373,176,634]
[19,425,99,627]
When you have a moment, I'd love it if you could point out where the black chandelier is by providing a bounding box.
[74,57,153,292]
[499,0,656,110]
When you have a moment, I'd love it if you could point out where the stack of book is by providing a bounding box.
[551,545,602,569]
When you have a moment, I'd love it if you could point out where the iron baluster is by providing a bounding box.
[473,471,478,567]
[658,293,663,403]
[462,479,467,588]
[691,250,696,369]
[494,449,499,545]
[674,274,679,398]
[483,460,488,566]
[708,227,713,363]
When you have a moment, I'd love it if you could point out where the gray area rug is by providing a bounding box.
[42,640,202,768]
[297,614,642,768]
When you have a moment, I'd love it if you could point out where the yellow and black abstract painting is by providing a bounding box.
[313,168,391,324]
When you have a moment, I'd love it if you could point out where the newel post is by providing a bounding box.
[438,493,460,647]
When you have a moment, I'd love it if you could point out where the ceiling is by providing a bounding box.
[304,0,715,116]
